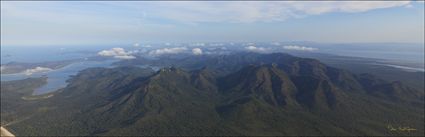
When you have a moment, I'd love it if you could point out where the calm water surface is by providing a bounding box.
[1,60,117,95]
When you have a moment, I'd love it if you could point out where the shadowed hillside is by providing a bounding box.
[1,53,423,136]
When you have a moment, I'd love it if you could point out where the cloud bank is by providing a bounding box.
[1,1,421,46]
[245,45,267,52]
[143,1,412,23]
[283,45,318,51]
[114,55,136,59]
[98,48,136,59]
[149,47,188,56]
[192,48,203,55]
[24,67,53,75]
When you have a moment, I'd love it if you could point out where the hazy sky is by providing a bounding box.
[1,1,424,46]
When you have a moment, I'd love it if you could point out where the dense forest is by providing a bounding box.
[1,53,423,136]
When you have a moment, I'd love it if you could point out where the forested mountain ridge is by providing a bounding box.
[1,53,423,136]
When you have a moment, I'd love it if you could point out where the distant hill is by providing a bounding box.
[1,53,423,136]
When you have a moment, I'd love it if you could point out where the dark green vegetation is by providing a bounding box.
[1,77,49,126]
[1,53,424,136]
[288,52,425,91]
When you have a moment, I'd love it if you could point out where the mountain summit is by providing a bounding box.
[1,53,423,136]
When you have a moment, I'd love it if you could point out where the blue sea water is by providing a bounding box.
[313,43,425,68]
[1,46,107,63]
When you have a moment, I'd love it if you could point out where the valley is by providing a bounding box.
[1,53,423,136]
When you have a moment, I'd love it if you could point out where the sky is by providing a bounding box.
[1,1,424,46]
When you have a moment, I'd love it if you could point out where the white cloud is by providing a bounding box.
[98,47,136,59]
[114,55,136,59]
[204,51,230,55]
[142,45,152,48]
[52,1,410,25]
[0,66,5,72]
[149,47,188,56]
[98,48,127,56]
[192,43,205,46]
[133,43,140,47]
[24,67,52,75]
[192,48,203,55]
[143,1,411,23]
[283,45,318,51]
[1,1,417,46]
[127,50,140,54]
[245,45,267,52]
[271,42,281,46]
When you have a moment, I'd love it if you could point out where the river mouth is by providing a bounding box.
[1,60,160,95]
